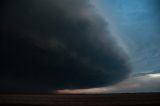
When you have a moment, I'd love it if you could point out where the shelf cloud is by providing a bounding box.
[1,0,131,93]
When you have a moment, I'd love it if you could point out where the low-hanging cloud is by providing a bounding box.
[57,72,160,94]
[1,0,131,93]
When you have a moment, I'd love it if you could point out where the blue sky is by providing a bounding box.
[92,0,160,73]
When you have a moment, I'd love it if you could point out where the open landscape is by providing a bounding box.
[0,93,160,106]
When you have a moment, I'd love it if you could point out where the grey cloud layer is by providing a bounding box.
[57,72,160,94]
[1,0,130,93]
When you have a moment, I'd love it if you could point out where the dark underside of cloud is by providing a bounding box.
[1,0,131,93]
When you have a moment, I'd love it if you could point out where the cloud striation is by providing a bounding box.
[0,0,131,93]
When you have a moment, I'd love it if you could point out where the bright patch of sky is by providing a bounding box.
[57,72,160,94]
[92,0,160,73]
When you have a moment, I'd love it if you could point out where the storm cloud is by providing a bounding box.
[57,71,160,94]
[1,0,130,93]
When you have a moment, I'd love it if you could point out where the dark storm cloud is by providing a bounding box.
[0,0,131,93]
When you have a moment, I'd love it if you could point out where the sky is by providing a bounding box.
[93,0,160,74]
[57,0,160,94]
[0,0,160,94]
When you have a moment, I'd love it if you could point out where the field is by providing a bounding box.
[0,93,160,105]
